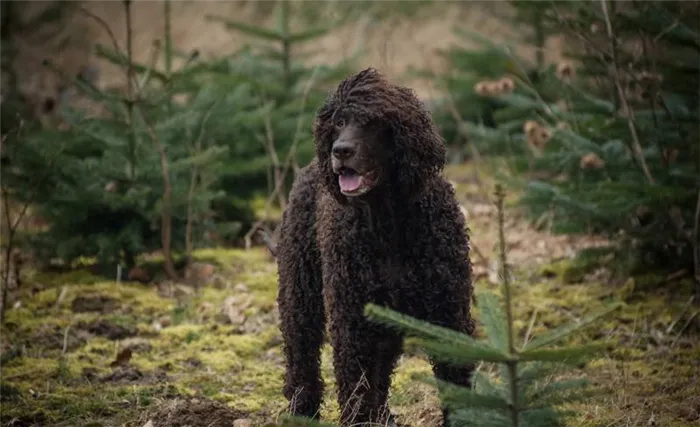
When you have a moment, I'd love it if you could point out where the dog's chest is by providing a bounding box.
[349,209,410,285]
[319,199,417,268]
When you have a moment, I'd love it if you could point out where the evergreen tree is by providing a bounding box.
[204,1,360,244]
[427,1,700,284]
[1,0,366,273]
[2,0,262,273]
[202,0,442,238]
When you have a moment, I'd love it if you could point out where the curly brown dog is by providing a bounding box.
[276,68,475,427]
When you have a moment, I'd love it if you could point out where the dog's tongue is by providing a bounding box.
[339,173,362,193]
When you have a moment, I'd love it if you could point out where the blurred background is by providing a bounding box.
[1,0,577,274]
[1,1,698,426]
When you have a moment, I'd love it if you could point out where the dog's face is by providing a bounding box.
[314,68,446,205]
[329,111,391,198]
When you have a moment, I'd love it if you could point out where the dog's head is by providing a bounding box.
[314,68,446,204]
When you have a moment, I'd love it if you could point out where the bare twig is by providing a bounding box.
[600,0,655,185]
[62,326,71,355]
[671,310,700,346]
[1,131,65,322]
[444,94,488,191]
[137,40,162,93]
[469,238,489,268]
[243,65,321,250]
[263,111,287,211]
[78,7,122,62]
[123,0,137,181]
[1,188,17,285]
[500,45,554,117]
[164,0,172,77]
[666,295,695,334]
[185,150,199,260]
[138,109,179,280]
[125,0,134,94]
[694,188,700,302]
[185,103,217,261]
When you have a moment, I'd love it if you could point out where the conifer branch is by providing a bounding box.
[78,7,121,56]
[494,183,520,427]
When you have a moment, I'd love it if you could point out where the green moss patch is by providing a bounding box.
[2,164,698,426]
[0,247,288,426]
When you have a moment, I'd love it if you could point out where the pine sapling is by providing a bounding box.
[363,184,622,427]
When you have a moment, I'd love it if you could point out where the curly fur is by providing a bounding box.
[276,68,475,426]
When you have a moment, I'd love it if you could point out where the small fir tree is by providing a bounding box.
[426,0,700,286]
[2,0,262,274]
[204,1,360,244]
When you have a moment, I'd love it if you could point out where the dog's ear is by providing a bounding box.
[388,87,446,198]
[314,91,347,204]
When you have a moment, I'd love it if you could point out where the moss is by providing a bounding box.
[32,268,103,287]
[189,247,280,309]
[2,357,62,383]
[568,343,700,427]
[251,195,284,223]
[219,361,285,413]
[1,383,188,427]
[4,219,699,427]
[538,258,594,284]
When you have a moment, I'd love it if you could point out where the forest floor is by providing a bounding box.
[2,161,699,427]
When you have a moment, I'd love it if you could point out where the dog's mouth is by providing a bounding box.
[337,167,377,196]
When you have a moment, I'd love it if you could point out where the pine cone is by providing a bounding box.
[580,153,605,169]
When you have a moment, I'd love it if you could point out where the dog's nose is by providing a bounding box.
[332,141,356,160]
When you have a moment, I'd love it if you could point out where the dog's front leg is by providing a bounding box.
[277,198,325,418]
[328,306,391,427]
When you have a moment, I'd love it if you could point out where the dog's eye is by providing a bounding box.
[335,118,345,129]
